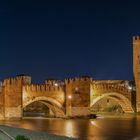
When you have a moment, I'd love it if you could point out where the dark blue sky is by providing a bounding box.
[0,1,139,83]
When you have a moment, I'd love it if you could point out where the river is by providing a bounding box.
[0,116,140,140]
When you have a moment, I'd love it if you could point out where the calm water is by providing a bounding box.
[0,116,140,140]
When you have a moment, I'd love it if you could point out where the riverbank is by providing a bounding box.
[23,114,137,120]
[0,125,77,140]
[95,112,138,119]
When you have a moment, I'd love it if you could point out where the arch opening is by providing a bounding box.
[90,92,134,113]
[23,101,52,117]
[23,96,65,118]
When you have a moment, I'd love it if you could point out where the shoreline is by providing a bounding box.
[0,125,78,140]
[95,113,140,119]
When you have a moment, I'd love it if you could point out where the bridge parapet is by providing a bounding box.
[65,76,92,85]
[91,81,132,100]
[23,84,64,92]
[3,75,31,87]
[23,84,65,107]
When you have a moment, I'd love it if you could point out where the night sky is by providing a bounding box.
[0,1,140,83]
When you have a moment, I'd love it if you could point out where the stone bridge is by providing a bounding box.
[0,75,135,120]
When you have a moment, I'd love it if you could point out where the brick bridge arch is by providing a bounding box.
[90,92,134,113]
[22,96,65,117]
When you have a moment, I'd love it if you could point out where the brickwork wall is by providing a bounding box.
[22,84,65,107]
[3,77,23,119]
[133,36,140,112]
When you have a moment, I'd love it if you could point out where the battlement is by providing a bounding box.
[65,76,92,85]
[0,86,3,92]
[45,79,64,86]
[3,75,31,86]
[133,36,140,44]
[23,84,64,93]
[45,80,57,85]
[3,77,23,86]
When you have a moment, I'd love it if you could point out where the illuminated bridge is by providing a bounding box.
[0,75,135,120]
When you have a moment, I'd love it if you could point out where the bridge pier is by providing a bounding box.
[65,77,91,117]
[70,107,90,116]
[4,106,22,120]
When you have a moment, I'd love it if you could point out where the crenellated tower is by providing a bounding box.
[3,75,31,119]
[133,36,140,112]
[65,76,92,116]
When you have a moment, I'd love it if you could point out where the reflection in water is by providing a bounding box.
[0,116,140,140]
[131,117,140,140]
[65,120,75,138]
[90,120,100,129]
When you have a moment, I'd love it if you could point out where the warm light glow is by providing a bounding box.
[23,91,27,100]
[54,83,58,86]
[90,120,101,129]
[128,86,132,90]
[75,87,78,91]
[65,121,74,137]
[68,95,72,99]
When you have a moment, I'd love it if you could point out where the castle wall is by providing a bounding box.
[0,75,135,119]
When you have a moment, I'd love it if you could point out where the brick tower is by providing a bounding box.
[65,76,91,116]
[133,36,140,112]
[3,75,31,119]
